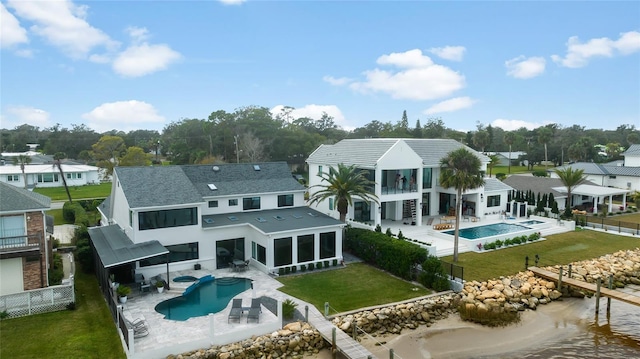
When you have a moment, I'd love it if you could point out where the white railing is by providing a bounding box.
[0,280,75,318]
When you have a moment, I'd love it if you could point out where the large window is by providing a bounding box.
[208,200,218,208]
[66,173,82,179]
[229,199,238,206]
[422,168,432,189]
[0,215,24,238]
[138,207,197,230]
[252,242,266,265]
[297,234,314,263]
[274,237,292,266]
[243,197,261,210]
[320,232,336,259]
[37,173,59,183]
[140,242,198,267]
[487,195,501,207]
[278,194,294,207]
[7,175,19,182]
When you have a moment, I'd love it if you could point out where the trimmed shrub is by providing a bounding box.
[332,259,338,267]
[308,263,315,271]
[374,224,382,233]
[418,255,450,291]
[282,299,298,319]
[324,260,330,268]
[279,268,285,276]
[397,230,404,240]
[284,267,291,275]
[300,265,307,272]
[316,262,323,269]
[291,266,297,273]
[385,228,393,237]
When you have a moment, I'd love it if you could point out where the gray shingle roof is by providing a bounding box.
[404,139,490,166]
[552,162,640,177]
[115,162,305,209]
[307,139,399,167]
[181,162,304,197]
[0,182,51,213]
[115,166,202,209]
[202,207,344,234]
[483,177,513,192]
[306,138,489,167]
[502,175,567,198]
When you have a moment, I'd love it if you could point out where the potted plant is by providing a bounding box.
[116,285,131,303]
[155,281,165,293]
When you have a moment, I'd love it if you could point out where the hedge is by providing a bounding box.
[345,227,428,280]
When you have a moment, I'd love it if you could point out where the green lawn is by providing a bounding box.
[277,263,430,313]
[492,164,548,175]
[47,208,65,225]
[34,183,112,201]
[442,229,640,282]
[0,269,124,359]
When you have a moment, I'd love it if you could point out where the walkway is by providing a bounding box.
[304,304,376,359]
[529,266,640,307]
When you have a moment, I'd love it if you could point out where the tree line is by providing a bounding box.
[1,106,638,168]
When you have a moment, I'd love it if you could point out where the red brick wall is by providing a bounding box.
[23,257,44,290]
[25,211,47,289]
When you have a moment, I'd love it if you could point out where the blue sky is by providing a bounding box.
[1,0,639,134]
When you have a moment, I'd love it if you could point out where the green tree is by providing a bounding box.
[487,154,500,178]
[91,135,126,177]
[308,164,379,222]
[440,148,485,262]
[119,146,152,167]
[12,154,31,189]
[473,130,489,153]
[554,167,587,214]
[53,152,72,203]
[504,132,516,174]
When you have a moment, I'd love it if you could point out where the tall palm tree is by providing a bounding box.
[504,132,516,174]
[554,166,587,215]
[487,154,500,178]
[537,127,553,170]
[12,154,32,189]
[440,148,485,262]
[53,152,72,203]
[308,163,379,222]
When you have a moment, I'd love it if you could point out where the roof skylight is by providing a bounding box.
[207,183,217,190]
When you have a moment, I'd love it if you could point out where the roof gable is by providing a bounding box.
[0,182,51,213]
[404,139,490,166]
[306,139,399,167]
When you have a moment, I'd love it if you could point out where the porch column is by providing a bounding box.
[608,195,613,213]
[374,166,382,227]
[416,168,423,227]
[593,197,598,214]
[622,192,627,210]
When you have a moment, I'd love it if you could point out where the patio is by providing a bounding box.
[119,266,290,359]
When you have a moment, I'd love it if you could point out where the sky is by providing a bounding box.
[1,1,639,134]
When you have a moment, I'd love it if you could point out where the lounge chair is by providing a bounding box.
[126,318,149,338]
[228,298,243,323]
[247,307,260,323]
[250,298,261,313]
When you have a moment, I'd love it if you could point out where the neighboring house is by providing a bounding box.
[486,151,527,167]
[0,182,52,295]
[549,144,640,193]
[90,162,344,285]
[0,164,101,189]
[306,138,514,228]
[503,174,629,214]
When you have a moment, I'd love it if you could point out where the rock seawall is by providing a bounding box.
[168,322,324,359]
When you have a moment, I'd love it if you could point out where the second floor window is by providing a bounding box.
[243,197,260,210]
[487,195,501,207]
[208,200,218,208]
[278,194,293,207]
[138,207,198,230]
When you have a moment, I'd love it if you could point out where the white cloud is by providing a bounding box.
[491,118,553,131]
[2,106,51,129]
[1,3,29,48]
[343,49,465,101]
[82,100,165,132]
[429,46,466,61]
[505,56,546,79]
[219,0,246,5]
[551,30,640,68]
[323,75,353,86]
[7,0,118,59]
[112,43,182,77]
[424,97,476,115]
[271,104,349,129]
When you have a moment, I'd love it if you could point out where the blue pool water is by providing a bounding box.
[518,220,544,225]
[155,277,252,321]
[173,275,198,282]
[444,223,532,240]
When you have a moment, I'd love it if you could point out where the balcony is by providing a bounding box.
[0,233,42,256]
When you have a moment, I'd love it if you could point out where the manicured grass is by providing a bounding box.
[47,208,66,225]
[277,263,430,313]
[492,165,547,175]
[0,269,124,359]
[34,183,111,201]
[442,229,640,282]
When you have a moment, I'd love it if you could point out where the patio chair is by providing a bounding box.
[228,298,243,323]
[250,298,261,313]
[247,307,260,323]
[126,318,149,338]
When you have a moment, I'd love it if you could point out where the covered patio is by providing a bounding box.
[552,184,630,214]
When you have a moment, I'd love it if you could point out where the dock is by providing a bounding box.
[528,266,640,307]
[305,306,376,359]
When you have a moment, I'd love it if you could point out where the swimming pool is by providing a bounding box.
[444,223,532,240]
[173,275,199,282]
[155,277,252,321]
[518,220,544,225]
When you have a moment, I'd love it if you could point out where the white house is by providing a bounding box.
[486,151,527,167]
[549,144,640,194]
[0,182,52,295]
[90,162,344,285]
[306,139,514,228]
[0,164,101,189]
